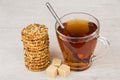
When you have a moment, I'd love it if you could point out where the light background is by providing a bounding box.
[0,0,120,80]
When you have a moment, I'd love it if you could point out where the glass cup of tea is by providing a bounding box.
[55,12,110,71]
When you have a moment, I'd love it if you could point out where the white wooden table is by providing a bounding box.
[0,0,120,80]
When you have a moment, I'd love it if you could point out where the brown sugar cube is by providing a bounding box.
[52,58,61,67]
[58,64,70,77]
[46,65,58,78]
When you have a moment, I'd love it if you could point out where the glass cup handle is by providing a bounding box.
[92,36,110,61]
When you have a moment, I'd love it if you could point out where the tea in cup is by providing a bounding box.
[55,12,109,71]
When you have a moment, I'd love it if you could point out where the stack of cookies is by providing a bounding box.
[21,24,50,72]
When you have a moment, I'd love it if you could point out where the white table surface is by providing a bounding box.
[0,0,120,80]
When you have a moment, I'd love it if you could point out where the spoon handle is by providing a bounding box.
[46,2,64,29]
